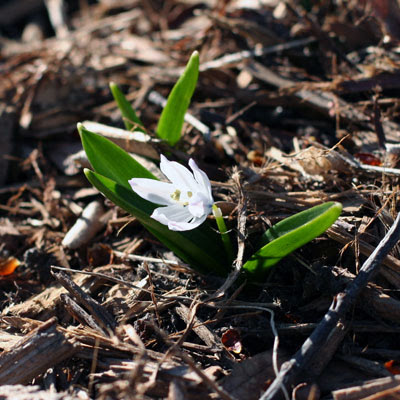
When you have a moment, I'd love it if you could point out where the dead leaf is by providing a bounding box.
[0,257,20,276]
[222,350,288,400]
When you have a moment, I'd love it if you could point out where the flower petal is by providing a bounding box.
[168,215,208,231]
[151,204,193,225]
[189,159,213,201]
[160,155,198,193]
[188,192,210,218]
[129,178,175,205]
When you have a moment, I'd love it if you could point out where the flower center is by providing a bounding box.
[170,189,193,206]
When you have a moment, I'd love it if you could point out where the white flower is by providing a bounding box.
[129,155,214,231]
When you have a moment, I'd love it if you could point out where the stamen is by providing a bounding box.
[170,189,181,201]
[187,191,193,198]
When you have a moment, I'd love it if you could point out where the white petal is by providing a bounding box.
[129,178,175,205]
[151,204,193,225]
[160,155,198,193]
[188,201,205,218]
[168,215,208,231]
[188,159,213,201]
[188,192,210,218]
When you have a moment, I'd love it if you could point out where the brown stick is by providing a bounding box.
[52,270,116,331]
[60,293,107,335]
[333,375,400,400]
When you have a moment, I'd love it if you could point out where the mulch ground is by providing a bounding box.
[2,0,400,399]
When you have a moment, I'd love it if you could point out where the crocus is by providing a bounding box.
[129,155,214,231]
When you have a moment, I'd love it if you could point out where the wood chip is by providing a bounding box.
[0,318,77,385]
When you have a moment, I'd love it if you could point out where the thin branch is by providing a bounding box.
[206,169,247,300]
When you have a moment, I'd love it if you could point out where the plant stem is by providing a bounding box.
[212,205,234,262]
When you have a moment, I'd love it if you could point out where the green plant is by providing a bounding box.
[78,51,342,280]
[79,124,228,275]
[242,202,342,279]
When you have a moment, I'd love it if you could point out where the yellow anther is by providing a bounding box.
[187,191,193,198]
[170,189,181,201]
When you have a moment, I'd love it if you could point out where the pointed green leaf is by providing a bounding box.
[84,169,228,275]
[78,123,156,190]
[156,51,199,146]
[109,82,145,132]
[243,202,342,278]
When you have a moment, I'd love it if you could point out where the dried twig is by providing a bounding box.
[175,304,219,348]
[52,270,117,331]
[199,37,316,72]
[44,0,68,38]
[333,375,400,400]
[206,169,246,300]
[80,120,160,160]
[60,293,107,335]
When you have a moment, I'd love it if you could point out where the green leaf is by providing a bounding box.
[78,123,156,190]
[156,51,199,146]
[84,169,228,275]
[109,82,145,132]
[243,202,342,278]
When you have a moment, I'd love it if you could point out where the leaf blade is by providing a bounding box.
[109,82,145,132]
[156,51,199,146]
[243,202,342,278]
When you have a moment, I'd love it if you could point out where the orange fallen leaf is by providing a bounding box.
[385,360,400,374]
[354,152,382,166]
[0,257,20,276]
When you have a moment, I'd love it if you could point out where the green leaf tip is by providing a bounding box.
[243,201,342,279]
[109,82,145,132]
[191,49,199,60]
[156,51,200,146]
